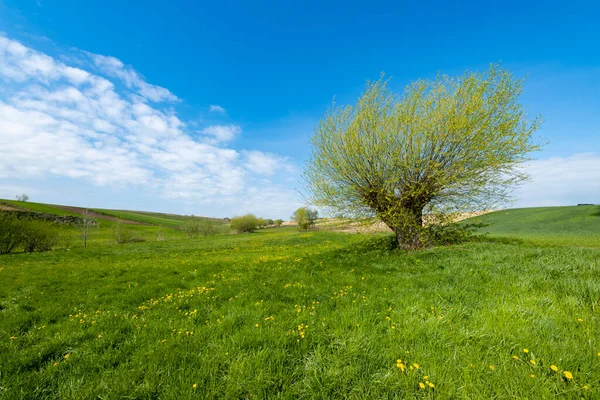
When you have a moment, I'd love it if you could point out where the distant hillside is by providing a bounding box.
[0,199,227,228]
[464,205,600,247]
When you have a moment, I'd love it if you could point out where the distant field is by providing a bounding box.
[467,205,600,247]
[1,206,599,398]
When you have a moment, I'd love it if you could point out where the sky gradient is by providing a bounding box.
[0,0,598,218]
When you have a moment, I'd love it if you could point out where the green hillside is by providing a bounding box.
[466,205,600,247]
[0,199,225,229]
[0,199,79,216]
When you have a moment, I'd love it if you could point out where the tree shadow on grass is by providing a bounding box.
[591,206,600,217]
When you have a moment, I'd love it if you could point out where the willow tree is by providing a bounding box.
[304,64,542,250]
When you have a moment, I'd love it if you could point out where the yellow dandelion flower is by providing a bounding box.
[523,349,529,353]
[530,360,536,365]
[397,359,402,363]
[409,365,414,370]
[583,385,589,390]
[53,362,59,367]
[428,382,435,388]
[489,365,495,371]
[424,375,429,380]
[413,363,419,369]
[192,383,197,389]
[64,354,70,359]
[255,324,260,328]
[563,371,573,380]
[577,318,583,322]
[419,382,425,389]
[9,336,16,340]
[550,365,558,372]
[512,356,519,360]
[469,363,475,368]
[530,374,535,379]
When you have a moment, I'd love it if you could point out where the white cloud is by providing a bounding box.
[209,104,226,114]
[201,124,241,143]
[243,151,289,176]
[85,52,178,103]
[515,153,600,207]
[0,35,298,218]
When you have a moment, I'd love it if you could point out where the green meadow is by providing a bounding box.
[1,205,599,398]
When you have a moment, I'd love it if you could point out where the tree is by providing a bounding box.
[274,219,284,227]
[16,193,29,202]
[230,214,259,233]
[304,65,542,250]
[266,219,274,227]
[80,210,96,248]
[293,207,318,231]
[257,218,267,228]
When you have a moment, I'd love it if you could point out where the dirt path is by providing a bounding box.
[52,205,146,225]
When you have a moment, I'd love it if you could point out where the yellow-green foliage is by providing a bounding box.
[230,214,259,233]
[305,64,542,249]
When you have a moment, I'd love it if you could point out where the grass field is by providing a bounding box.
[0,200,80,217]
[1,206,599,398]
[468,205,600,247]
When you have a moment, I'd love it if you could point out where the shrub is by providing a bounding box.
[22,220,60,252]
[274,219,283,227]
[0,213,26,254]
[112,220,139,244]
[182,219,218,238]
[0,213,60,254]
[293,207,318,231]
[230,214,258,233]
[427,223,487,246]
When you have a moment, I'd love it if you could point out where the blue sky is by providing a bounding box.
[0,0,598,218]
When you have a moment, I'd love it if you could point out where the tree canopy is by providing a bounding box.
[304,64,542,249]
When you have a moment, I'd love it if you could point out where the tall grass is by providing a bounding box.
[1,227,598,398]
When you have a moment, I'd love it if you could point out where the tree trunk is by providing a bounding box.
[381,207,425,250]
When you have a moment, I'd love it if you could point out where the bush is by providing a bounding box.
[0,213,26,254]
[230,214,258,233]
[274,219,283,227]
[22,220,60,252]
[426,223,487,246]
[182,219,218,238]
[293,207,318,231]
[112,220,140,244]
[0,213,59,254]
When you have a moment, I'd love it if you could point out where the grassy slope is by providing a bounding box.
[92,209,187,227]
[1,219,599,398]
[0,198,224,228]
[0,200,79,217]
[467,205,600,247]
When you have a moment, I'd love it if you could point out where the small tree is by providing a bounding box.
[293,207,318,231]
[266,219,274,227]
[304,64,542,249]
[112,220,136,244]
[230,214,258,233]
[16,193,29,202]
[80,210,96,248]
[274,219,284,227]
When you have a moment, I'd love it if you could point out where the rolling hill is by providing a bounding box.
[465,205,600,247]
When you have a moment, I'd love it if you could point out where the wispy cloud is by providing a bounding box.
[209,104,226,114]
[0,35,298,217]
[201,124,241,143]
[515,153,600,207]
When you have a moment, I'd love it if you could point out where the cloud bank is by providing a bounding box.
[0,35,301,217]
